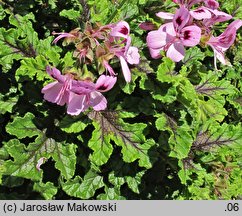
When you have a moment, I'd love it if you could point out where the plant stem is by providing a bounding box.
[106,0,127,24]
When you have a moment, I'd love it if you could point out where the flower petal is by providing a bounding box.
[110,21,130,38]
[52,32,75,44]
[139,22,156,31]
[147,30,168,49]
[180,25,201,46]
[212,45,226,65]
[46,66,65,83]
[205,0,219,9]
[126,46,140,65]
[159,22,176,36]
[119,56,131,83]
[149,47,162,59]
[36,157,47,171]
[207,20,242,50]
[90,91,107,111]
[156,12,174,20]
[70,80,95,94]
[190,7,211,20]
[41,81,68,106]
[166,42,185,62]
[103,60,116,76]
[95,75,117,92]
[225,19,242,32]
[204,9,232,27]
[67,93,88,115]
[173,6,190,32]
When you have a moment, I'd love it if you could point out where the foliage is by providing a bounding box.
[0,0,241,200]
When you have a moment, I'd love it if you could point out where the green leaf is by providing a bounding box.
[0,28,25,71]
[195,122,242,151]
[182,47,205,67]
[52,142,77,180]
[155,114,167,131]
[60,9,82,22]
[33,182,58,200]
[108,171,126,189]
[140,74,178,104]
[61,52,76,68]
[118,2,139,20]
[2,139,45,181]
[88,121,113,166]
[4,112,77,180]
[108,169,145,194]
[97,187,126,200]
[15,53,59,82]
[59,115,87,133]
[62,170,104,199]
[120,73,139,94]
[2,136,77,181]
[197,99,227,122]
[89,0,112,23]
[1,13,60,73]
[126,170,145,194]
[0,5,6,20]
[36,0,58,9]
[156,112,193,159]
[88,111,156,168]
[0,94,18,114]
[6,113,41,139]
[1,176,24,188]
[157,57,176,83]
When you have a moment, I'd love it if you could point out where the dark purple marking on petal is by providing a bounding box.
[51,74,58,80]
[176,16,182,26]
[208,0,216,8]
[184,30,191,40]
[120,26,128,35]
[219,33,234,45]
[195,9,205,13]
[96,85,108,91]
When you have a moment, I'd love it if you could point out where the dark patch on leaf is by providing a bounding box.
[88,110,142,151]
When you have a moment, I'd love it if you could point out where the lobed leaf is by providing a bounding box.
[62,170,105,199]
[6,113,41,139]
[88,111,156,168]
[33,182,58,200]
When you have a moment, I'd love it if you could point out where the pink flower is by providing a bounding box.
[117,46,140,83]
[109,21,140,82]
[68,75,117,115]
[147,6,201,62]
[52,28,80,44]
[42,67,117,115]
[203,9,232,27]
[110,21,130,39]
[207,20,242,67]
[41,66,74,105]
[113,37,140,82]
[52,32,76,44]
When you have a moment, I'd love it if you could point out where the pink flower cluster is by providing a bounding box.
[42,21,140,115]
[146,0,242,67]
[53,21,140,83]
[42,66,116,115]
